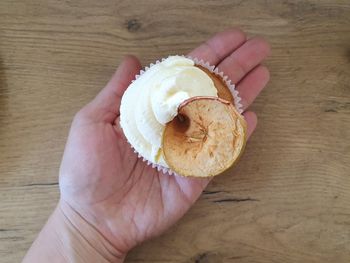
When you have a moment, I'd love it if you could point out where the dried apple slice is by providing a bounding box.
[162,96,247,177]
[196,65,234,102]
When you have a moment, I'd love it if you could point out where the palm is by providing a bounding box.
[59,28,270,253]
[60,111,209,250]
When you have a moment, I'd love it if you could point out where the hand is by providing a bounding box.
[59,28,270,257]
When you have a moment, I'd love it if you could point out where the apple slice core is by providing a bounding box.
[162,96,247,177]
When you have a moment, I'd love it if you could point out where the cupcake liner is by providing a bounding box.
[124,55,244,176]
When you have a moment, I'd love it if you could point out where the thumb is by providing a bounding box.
[81,55,142,123]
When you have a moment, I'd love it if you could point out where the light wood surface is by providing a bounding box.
[1,0,350,262]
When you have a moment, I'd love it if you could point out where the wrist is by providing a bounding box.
[57,200,126,262]
[23,200,126,263]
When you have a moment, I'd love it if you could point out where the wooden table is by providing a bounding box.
[1,1,350,262]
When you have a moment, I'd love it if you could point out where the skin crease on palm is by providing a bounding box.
[59,28,271,254]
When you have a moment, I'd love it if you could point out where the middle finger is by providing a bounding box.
[217,37,270,84]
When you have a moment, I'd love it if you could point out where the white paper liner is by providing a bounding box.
[124,55,244,176]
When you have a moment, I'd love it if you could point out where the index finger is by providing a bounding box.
[187,28,246,66]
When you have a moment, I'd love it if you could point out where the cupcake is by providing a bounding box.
[120,56,246,177]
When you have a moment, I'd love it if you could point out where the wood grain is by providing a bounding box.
[1,0,350,262]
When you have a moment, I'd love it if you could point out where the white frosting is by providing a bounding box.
[120,56,218,167]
